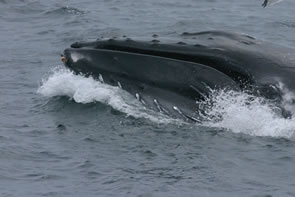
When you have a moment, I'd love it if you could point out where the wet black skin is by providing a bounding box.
[63,31,295,121]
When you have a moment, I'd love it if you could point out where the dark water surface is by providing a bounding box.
[1,0,295,196]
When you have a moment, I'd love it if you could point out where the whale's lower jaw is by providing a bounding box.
[63,47,238,122]
[63,31,295,121]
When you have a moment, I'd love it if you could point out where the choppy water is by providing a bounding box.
[1,0,295,196]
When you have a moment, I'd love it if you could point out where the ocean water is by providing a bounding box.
[1,0,295,196]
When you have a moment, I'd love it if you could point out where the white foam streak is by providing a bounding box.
[267,0,284,6]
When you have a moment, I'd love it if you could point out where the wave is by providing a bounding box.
[38,66,295,138]
[44,6,86,16]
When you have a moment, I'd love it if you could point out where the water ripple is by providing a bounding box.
[44,6,86,16]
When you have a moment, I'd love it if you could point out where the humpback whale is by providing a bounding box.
[62,31,295,121]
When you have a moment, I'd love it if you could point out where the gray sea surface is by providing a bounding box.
[1,0,295,196]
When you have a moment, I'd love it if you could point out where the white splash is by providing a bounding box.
[37,67,174,124]
[278,82,295,113]
[198,89,295,138]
